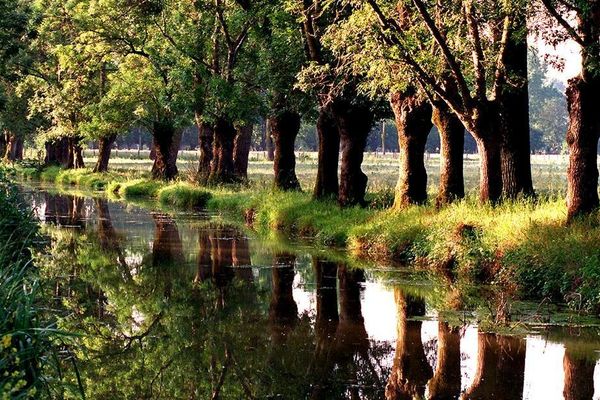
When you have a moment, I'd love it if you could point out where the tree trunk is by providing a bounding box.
[45,137,72,168]
[563,346,596,400]
[497,18,534,199]
[233,124,253,180]
[196,120,213,182]
[432,102,464,205]
[381,120,386,154]
[565,75,600,220]
[0,131,7,159]
[390,91,432,207]
[474,132,503,203]
[313,106,340,200]
[151,121,181,180]
[4,133,24,162]
[427,321,461,400]
[266,120,275,161]
[271,110,301,191]
[73,138,85,169]
[93,134,117,173]
[336,102,373,207]
[209,118,237,184]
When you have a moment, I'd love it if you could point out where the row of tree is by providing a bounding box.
[0,0,598,218]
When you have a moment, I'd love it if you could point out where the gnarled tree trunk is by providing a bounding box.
[209,118,237,184]
[390,91,433,207]
[233,124,253,181]
[93,133,117,173]
[196,120,213,182]
[313,106,340,200]
[336,102,373,207]
[432,102,464,206]
[497,17,534,199]
[270,110,301,191]
[151,121,181,180]
[565,75,600,220]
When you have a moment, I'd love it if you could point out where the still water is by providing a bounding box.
[23,186,600,399]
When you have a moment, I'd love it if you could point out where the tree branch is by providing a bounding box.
[540,0,585,46]
[410,0,473,108]
[463,0,486,100]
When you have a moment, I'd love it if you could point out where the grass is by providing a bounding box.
[157,182,212,208]
[9,153,600,313]
[0,167,80,398]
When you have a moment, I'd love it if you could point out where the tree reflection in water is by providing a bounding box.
[30,191,600,399]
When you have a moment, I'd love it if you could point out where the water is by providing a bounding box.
[23,186,600,399]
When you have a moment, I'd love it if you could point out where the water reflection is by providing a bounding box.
[386,290,432,399]
[27,188,600,399]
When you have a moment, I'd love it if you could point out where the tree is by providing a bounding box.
[360,0,532,203]
[257,5,309,191]
[539,0,600,220]
[324,2,465,206]
[297,0,378,206]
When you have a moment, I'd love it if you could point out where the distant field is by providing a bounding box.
[82,149,570,194]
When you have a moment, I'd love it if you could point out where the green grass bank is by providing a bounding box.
[11,164,600,314]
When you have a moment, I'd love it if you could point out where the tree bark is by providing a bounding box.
[497,16,534,199]
[336,102,373,207]
[197,120,214,182]
[432,102,464,206]
[390,91,433,207]
[233,124,253,180]
[271,111,302,191]
[474,130,503,203]
[209,118,237,184]
[93,134,117,173]
[151,121,181,180]
[565,76,600,220]
[313,106,340,200]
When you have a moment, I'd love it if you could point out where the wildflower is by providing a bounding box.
[1,334,11,349]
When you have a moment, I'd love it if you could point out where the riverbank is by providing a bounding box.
[11,165,600,314]
[0,168,78,397]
